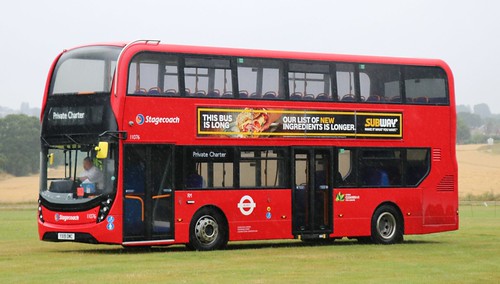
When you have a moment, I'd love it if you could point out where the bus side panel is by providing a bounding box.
[422,187,459,234]
[422,149,459,232]
[331,188,423,238]
[406,106,458,233]
[174,189,293,243]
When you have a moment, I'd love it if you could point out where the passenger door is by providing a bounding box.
[292,148,333,237]
[123,144,174,242]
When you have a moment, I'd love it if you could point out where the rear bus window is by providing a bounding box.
[405,66,448,104]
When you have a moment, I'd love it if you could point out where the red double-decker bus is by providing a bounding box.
[38,40,458,250]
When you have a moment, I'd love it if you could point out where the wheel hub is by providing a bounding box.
[194,215,219,245]
[377,212,396,240]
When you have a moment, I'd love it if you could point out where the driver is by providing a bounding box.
[79,157,104,190]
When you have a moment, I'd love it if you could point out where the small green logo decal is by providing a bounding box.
[335,192,345,202]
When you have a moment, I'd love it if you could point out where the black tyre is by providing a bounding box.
[188,208,228,251]
[371,205,403,244]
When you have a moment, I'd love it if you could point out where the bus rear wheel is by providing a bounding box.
[371,205,403,244]
[188,208,228,251]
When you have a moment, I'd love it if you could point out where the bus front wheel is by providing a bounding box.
[188,207,228,251]
[371,205,403,244]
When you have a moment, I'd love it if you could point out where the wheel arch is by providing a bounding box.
[199,204,229,232]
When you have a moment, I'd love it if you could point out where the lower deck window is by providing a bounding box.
[239,149,287,188]
[183,147,287,189]
[197,161,234,188]
[338,148,429,187]
[181,146,429,189]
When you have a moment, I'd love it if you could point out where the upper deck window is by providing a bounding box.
[51,46,121,95]
[360,64,401,103]
[288,62,331,100]
[405,66,448,104]
[184,57,232,97]
[237,58,284,99]
[122,50,449,106]
[128,53,179,95]
[336,64,367,102]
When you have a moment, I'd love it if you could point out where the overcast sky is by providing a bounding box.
[1,0,499,113]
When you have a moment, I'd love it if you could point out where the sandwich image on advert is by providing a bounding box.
[236,108,269,134]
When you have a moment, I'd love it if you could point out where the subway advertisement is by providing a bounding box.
[197,107,402,139]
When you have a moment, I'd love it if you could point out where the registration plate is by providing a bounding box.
[57,233,75,240]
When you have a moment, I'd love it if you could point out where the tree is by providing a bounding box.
[456,117,471,144]
[457,112,482,129]
[473,103,492,119]
[483,117,500,136]
[0,114,40,176]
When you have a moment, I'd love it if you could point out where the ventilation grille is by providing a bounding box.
[437,175,455,191]
[432,148,442,162]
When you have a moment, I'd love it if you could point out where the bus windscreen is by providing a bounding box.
[50,46,121,95]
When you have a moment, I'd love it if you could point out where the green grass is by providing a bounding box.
[461,192,500,201]
[0,206,499,283]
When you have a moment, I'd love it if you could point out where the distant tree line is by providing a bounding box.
[0,114,40,176]
[457,103,500,144]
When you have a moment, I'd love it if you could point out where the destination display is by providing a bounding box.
[197,107,402,139]
[48,106,90,126]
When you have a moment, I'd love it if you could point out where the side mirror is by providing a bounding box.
[95,142,109,159]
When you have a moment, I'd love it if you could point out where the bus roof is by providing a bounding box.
[68,40,450,70]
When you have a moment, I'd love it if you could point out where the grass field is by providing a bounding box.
[0,206,498,283]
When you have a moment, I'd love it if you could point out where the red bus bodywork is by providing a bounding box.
[38,41,458,248]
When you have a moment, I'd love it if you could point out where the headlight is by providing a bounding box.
[38,199,44,223]
[97,197,113,223]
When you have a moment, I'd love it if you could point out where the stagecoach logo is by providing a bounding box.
[136,114,145,125]
[54,213,79,222]
[135,113,180,126]
[237,195,256,216]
